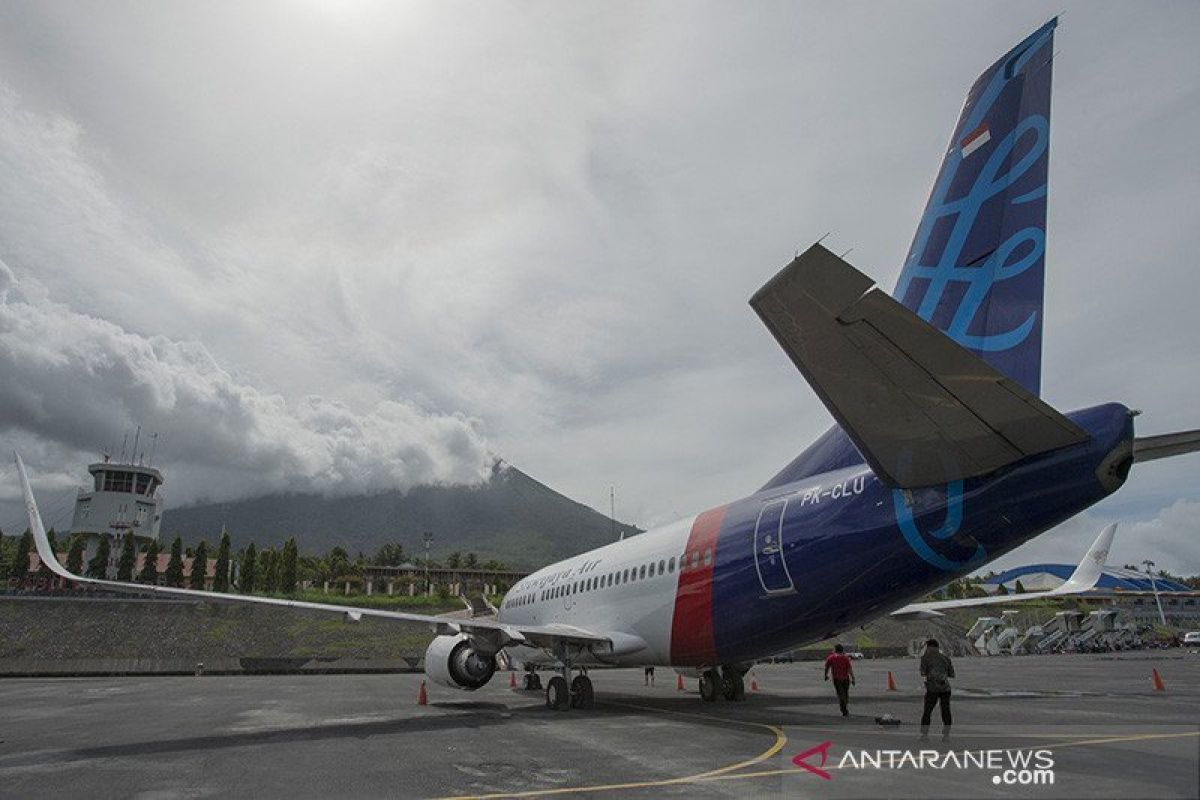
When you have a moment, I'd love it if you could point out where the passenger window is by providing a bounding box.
[704,548,713,566]
[659,559,665,575]
[669,557,675,572]
[691,552,699,568]
[623,569,629,582]
[639,564,646,580]
[648,562,655,577]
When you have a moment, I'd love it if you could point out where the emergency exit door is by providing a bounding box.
[753,500,795,595]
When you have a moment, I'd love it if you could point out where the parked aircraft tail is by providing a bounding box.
[893,18,1057,396]
[761,19,1060,491]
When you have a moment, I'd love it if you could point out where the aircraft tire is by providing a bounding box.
[699,670,719,702]
[721,669,745,701]
[546,676,570,710]
[570,675,594,709]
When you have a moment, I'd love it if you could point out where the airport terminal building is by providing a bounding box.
[984,564,1199,626]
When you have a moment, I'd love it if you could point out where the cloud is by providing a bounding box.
[981,498,1200,579]
[0,263,492,504]
[0,2,1197,578]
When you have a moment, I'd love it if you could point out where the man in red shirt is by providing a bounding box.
[823,643,855,717]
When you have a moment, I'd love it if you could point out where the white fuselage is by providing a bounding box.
[496,515,698,667]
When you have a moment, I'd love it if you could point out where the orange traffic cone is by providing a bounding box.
[750,672,759,692]
[886,671,898,691]
[676,674,685,691]
[417,680,428,705]
[1152,668,1166,692]
[509,672,517,689]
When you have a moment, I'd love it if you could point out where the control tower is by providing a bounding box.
[68,458,164,576]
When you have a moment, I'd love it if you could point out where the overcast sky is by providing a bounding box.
[1,1,1197,575]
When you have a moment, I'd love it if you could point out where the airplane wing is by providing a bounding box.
[889,523,1117,620]
[749,244,1088,489]
[14,452,608,654]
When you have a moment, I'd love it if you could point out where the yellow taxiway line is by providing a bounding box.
[435,700,787,799]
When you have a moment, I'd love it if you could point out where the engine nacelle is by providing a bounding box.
[424,634,497,691]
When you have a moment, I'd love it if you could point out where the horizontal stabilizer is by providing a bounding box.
[891,523,1116,618]
[1133,429,1200,463]
[750,244,1087,488]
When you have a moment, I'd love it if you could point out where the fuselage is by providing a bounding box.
[497,402,1133,668]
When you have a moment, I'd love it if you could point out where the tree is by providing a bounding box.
[239,542,258,594]
[189,540,209,590]
[464,552,478,568]
[85,536,111,579]
[138,538,160,584]
[115,532,137,581]
[0,527,5,580]
[11,529,33,580]
[446,551,462,569]
[164,536,185,587]
[66,535,86,575]
[280,538,298,594]
[213,530,232,592]
[327,546,350,578]
[372,542,407,566]
[1014,579,1027,595]
[259,547,278,593]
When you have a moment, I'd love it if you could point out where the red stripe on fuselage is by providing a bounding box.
[669,505,727,666]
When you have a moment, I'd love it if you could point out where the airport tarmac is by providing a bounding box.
[1,652,1197,799]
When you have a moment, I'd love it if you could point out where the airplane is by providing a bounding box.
[16,18,1200,711]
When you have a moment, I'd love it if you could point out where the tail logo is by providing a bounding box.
[892,482,986,572]
[894,19,1056,397]
[895,112,1048,353]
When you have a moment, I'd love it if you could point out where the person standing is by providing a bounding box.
[644,665,655,686]
[919,639,955,741]
[823,643,855,716]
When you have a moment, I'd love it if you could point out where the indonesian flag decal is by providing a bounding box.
[959,121,991,157]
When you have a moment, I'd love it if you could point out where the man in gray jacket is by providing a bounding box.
[919,639,955,741]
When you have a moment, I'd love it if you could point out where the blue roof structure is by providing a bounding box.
[986,564,1192,593]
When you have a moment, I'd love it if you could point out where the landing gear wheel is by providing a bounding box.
[546,676,569,710]
[699,669,719,702]
[570,675,594,709]
[721,668,745,701]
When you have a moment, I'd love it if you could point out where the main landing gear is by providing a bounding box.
[699,666,746,703]
[537,642,596,711]
[544,666,594,710]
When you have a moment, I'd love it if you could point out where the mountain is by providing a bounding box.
[160,464,640,569]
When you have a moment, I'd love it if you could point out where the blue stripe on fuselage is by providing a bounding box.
[711,402,1132,664]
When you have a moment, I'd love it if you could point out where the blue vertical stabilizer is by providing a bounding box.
[893,19,1056,396]
[762,21,1057,492]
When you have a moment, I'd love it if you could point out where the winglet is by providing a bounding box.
[890,522,1117,618]
[1051,523,1116,596]
[14,451,79,582]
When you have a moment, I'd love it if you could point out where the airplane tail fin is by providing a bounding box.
[893,19,1057,396]
[760,21,1060,492]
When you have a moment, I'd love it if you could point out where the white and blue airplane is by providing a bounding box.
[16,19,1200,710]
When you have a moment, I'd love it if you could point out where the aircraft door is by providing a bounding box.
[753,500,795,595]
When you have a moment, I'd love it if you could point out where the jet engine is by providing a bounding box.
[424,634,497,690]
